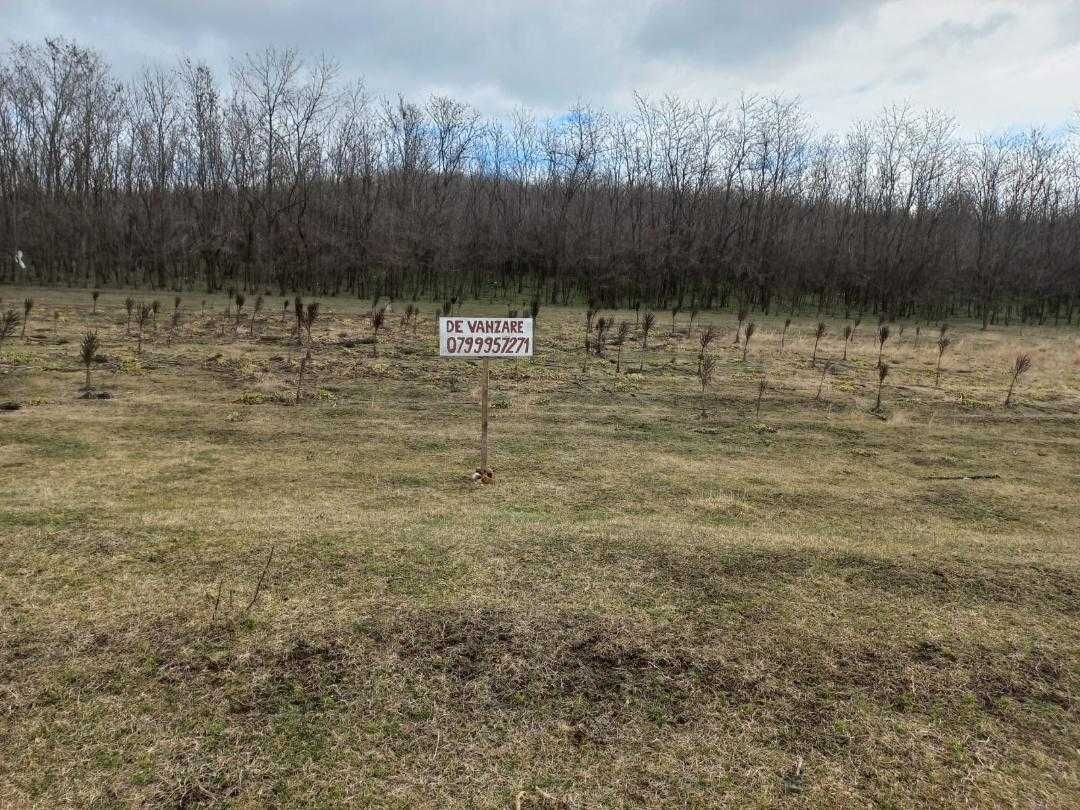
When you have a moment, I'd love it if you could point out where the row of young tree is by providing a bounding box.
[1,38,1079,326]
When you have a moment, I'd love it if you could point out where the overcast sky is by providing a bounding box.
[3,0,1078,135]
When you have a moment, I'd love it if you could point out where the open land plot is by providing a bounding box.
[1,286,1079,807]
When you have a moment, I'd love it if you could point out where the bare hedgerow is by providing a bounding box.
[811,321,826,367]
[640,311,656,371]
[0,309,20,348]
[1004,353,1032,408]
[80,330,100,389]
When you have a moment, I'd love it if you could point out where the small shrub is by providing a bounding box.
[79,330,100,389]
[1004,353,1032,408]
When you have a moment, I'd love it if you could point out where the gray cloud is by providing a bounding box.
[2,0,1078,133]
[634,0,876,68]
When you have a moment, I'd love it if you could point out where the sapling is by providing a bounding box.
[305,301,320,343]
[174,295,181,312]
[371,305,386,356]
[234,293,245,331]
[92,290,100,313]
[934,335,951,386]
[688,307,698,336]
[755,377,767,417]
[815,360,833,401]
[779,318,791,355]
[873,362,889,411]
[594,317,610,356]
[913,325,921,350]
[811,321,826,367]
[251,295,263,335]
[699,355,716,417]
[21,298,32,340]
[735,306,748,344]
[640,311,656,371]
[670,305,680,337]
[1004,353,1032,408]
[124,297,135,334]
[742,321,756,362]
[80,330,99,389]
[135,304,151,353]
[842,325,852,360]
[294,296,304,343]
[0,310,20,348]
[296,350,311,403]
[151,300,161,331]
[698,325,717,375]
[876,324,890,368]
[614,320,631,374]
[584,307,597,368]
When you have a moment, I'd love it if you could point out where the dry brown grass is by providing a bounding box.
[1,286,1079,807]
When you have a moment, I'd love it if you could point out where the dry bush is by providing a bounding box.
[0,309,20,347]
[877,324,890,367]
[79,330,100,389]
[699,354,716,416]
[21,297,33,339]
[874,362,890,411]
[1004,353,1033,408]
[614,320,632,375]
[640,311,656,371]
[742,321,756,362]
[935,335,952,386]
[811,321,827,367]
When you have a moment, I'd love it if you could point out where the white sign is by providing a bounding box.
[439,317,534,358]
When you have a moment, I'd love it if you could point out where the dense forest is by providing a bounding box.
[1,38,1078,325]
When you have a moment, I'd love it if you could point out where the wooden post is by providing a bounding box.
[479,357,490,472]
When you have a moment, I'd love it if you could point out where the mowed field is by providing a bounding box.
[1,286,1079,808]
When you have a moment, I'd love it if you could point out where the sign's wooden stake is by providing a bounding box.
[480,357,490,473]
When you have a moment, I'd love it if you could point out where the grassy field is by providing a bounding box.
[1,285,1079,807]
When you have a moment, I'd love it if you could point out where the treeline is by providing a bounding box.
[1,38,1078,326]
